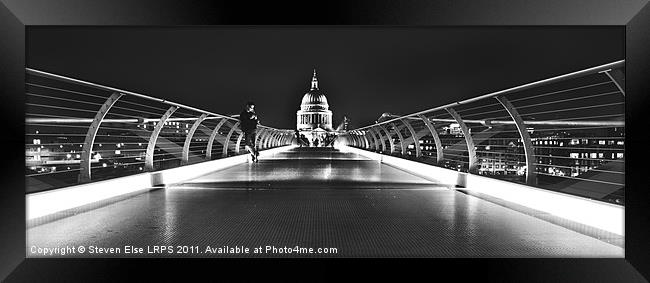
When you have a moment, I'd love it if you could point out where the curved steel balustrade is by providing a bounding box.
[341,60,625,205]
[25,68,295,192]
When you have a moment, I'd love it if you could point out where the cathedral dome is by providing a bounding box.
[300,69,329,111]
[296,68,334,132]
[301,90,329,110]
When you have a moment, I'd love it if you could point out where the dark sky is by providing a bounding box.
[27,27,623,129]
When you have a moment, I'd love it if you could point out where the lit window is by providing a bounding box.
[598,153,604,158]
[599,140,606,145]
[569,153,579,158]
[617,141,624,145]
[616,153,624,159]
[33,139,41,145]
[590,153,597,159]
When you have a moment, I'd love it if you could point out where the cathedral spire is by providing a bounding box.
[310,68,319,90]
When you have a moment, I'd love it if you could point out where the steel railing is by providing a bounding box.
[25,68,295,193]
[341,60,625,205]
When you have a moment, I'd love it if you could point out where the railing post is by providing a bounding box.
[262,129,273,149]
[256,128,267,150]
[267,131,278,148]
[357,131,366,148]
[378,125,394,154]
[371,127,387,152]
[361,131,370,149]
[267,131,277,148]
[278,131,285,147]
[600,69,625,96]
[445,107,478,173]
[271,131,281,148]
[234,131,244,153]
[182,113,208,165]
[495,96,537,185]
[205,119,228,160]
[401,119,421,157]
[390,122,406,155]
[345,134,353,146]
[353,132,361,148]
[278,133,287,146]
[366,130,378,151]
[351,133,359,147]
[223,122,240,157]
[417,114,444,163]
[78,92,124,182]
[258,129,268,149]
[145,106,179,171]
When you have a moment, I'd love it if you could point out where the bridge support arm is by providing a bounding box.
[269,131,281,148]
[182,114,208,165]
[223,122,240,157]
[267,132,277,148]
[145,106,179,171]
[260,130,275,149]
[234,130,244,154]
[378,125,395,154]
[390,122,406,155]
[366,130,379,151]
[372,127,387,152]
[361,131,370,149]
[418,114,444,163]
[255,128,271,149]
[401,119,421,157]
[495,96,537,185]
[205,119,228,160]
[445,107,478,173]
[600,69,625,96]
[350,133,359,147]
[79,92,124,182]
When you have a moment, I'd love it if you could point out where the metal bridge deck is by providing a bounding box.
[27,148,623,257]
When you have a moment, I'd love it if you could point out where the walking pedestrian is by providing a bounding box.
[239,101,260,162]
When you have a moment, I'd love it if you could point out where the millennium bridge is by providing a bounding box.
[25,61,625,257]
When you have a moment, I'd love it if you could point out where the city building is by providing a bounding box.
[296,69,335,146]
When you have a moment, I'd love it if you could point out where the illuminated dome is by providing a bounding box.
[300,90,329,111]
[296,69,333,131]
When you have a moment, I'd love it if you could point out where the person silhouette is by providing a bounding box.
[239,101,260,162]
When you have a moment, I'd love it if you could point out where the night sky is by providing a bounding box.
[26,27,623,129]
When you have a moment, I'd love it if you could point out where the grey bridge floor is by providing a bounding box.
[27,147,624,257]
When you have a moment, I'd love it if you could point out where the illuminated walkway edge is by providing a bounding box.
[339,145,624,236]
[26,145,294,220]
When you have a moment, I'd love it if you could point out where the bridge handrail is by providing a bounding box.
[353,60,624,130]
[25,68,283,131]
[25,68,295,191]
[343,60,625,205]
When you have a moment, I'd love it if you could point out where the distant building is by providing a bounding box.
[335,116,350,132]
[296,69,333,132]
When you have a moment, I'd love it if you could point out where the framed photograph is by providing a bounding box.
[1,1,649,281]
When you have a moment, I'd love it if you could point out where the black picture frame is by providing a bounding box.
[1,1,649,281]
